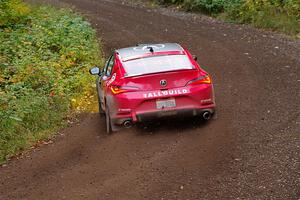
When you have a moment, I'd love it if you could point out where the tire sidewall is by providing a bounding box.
[105,106,112,134]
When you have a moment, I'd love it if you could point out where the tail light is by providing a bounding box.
[187,75,212,85]
[110,85,139,95]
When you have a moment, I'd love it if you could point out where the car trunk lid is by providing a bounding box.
[121,69,200,91]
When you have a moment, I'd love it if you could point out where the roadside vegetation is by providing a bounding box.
[154,0,300,36]
[0,0,102,164]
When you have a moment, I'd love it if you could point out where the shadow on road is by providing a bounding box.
[133,116,212,135]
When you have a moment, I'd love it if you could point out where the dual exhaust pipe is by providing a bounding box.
[123,120,133,128]
[202,111,212,120]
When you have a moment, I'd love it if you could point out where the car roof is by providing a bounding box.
[116,43,184,62]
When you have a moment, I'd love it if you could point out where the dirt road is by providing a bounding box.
[1,0,299,199]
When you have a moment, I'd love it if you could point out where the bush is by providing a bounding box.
[154,0,300,35]
[183,0,227,14]
[0,0,30,27]
[0,1,103,163]
[224,0,300,34]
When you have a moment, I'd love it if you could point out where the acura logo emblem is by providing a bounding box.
[160,79,167,87]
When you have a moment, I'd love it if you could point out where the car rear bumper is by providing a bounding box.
[108,84,216,126]
[136,107,215,122]
[112,107,215,125]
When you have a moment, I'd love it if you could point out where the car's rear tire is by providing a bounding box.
[97,89,105,116]
[105,106,112,134]
[98,100,105,116]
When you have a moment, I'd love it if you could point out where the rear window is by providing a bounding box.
[122,55,194,77]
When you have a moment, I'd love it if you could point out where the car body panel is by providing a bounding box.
[95,43,216,128]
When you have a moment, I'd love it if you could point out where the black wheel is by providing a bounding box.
[98,99,105,116]
[105,106,112,134]
[96,83,105,116]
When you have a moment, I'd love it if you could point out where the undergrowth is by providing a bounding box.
[154,0,300,36]
[0,0,102,163]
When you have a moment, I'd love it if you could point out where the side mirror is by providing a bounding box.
[89,67,101,75]
[193,55,198,61]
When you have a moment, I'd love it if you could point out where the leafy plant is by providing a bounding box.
[0,1,103,163]
[0,0,30,27]
[153,0,300,35]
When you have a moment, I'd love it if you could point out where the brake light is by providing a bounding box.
[187,75,212,85]
[110,86,126,94]
[110,85,139,95]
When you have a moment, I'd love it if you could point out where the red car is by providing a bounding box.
[90,43,215,133]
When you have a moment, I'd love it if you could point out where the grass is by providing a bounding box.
[0,0,103,164]
[151,0,300,36]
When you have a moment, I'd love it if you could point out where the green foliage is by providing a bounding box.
[183,0,227,14]
[224,0,300,35]
[0,0,30,27]
[154,0,300,35]
[0,1,102,163]
[155,0,230,13]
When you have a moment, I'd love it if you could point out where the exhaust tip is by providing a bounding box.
[123,120,133,128]
[202,111,212,120]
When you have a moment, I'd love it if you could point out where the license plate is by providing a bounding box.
[156,99,176,109]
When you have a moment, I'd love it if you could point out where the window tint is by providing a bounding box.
[122,55,194,77]
[105,55,114,76]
